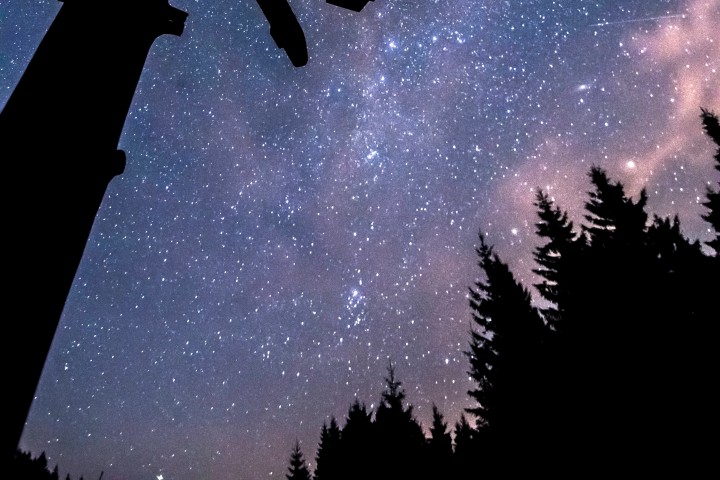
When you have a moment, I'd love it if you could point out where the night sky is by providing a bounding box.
[2,0,718,479]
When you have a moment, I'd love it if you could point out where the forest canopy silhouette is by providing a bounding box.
[284,108,719,479]
[12,109,719,479]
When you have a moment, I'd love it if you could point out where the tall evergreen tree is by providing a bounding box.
[700,108,720,254]
[286,441,312,480]
[532,189,577,327]
[557,167,657,471]
[532,155,717,473]
[426,404,453,479]
[36,452,49,477]
[373,362,425,480]
[531,189,588,466]
[314,417,341,480]
[466,234,546,426]
[452,414,476,479]
[584,167,648,244]
[339,399,373,480]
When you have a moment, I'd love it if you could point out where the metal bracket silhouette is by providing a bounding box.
[256,0,375,67]
[0,0,188,459]
[1,0,377,462]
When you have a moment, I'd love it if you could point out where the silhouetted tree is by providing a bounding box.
[373,362,425,480]
[425,404,452,479]
[531,128,718,474]
[338,399,373,480]
[314,417,341,480]
[8,449,67,480]
[701,108,720,254]
[532,189,578,328]
[452,414,476,479]
[465,233,547,471]
[286,441,312,480]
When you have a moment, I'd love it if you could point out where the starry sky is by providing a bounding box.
[2,0,718,479]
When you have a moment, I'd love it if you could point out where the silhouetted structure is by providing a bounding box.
[256,0,308,67]
[0,0,187,460]
[326,0,375,12]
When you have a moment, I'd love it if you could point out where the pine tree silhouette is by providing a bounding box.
[426,404,452,479]
[530,139,718,474]
[294,108,719,480]
[465,233,547,472]
[700,108,720,254]
[338,399,373,480]
[9,449,68,480]
[373,362,425,480]
[286,440,312,480]
[532,189,578,328]
[314,417,341,480]
[451,414,476,479]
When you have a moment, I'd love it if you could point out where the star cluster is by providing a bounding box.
[2,0,717,479]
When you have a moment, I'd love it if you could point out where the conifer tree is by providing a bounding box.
[339,399,373,480]
[426,404,452,478]
[452,414,476,479]
[373,362,425,480]
[466,233,546,431]
[286,441,312,480]
[700,108,720,254]
[314,417,341,480]
[532,189,577,327]
[36,452,49,476]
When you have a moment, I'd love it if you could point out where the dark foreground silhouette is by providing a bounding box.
[9,109,718,479]
[1,0,379,464]
[9,449,89,480]
[326,0,375,13]
[289,109,719,480]
[0,0,187,461]
[255,0,375,67]
[256,0,308,67]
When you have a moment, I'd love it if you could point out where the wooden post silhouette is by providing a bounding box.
[0,0,187,459]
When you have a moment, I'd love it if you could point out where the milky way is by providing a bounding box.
[2,1,718,479]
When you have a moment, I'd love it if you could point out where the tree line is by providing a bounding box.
[10,109,718,479]
[285,108,719,479]
[9,449,87,480]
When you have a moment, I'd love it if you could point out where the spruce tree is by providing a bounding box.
[314,417,341,480]
[532,189,577,327]
[452,414,476,479]
[426,404,452,478]
[373,362,425,480]
[339,399,373,480]
[700,108,720,254]
[286,441,311,480]
[465,232,547,473]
